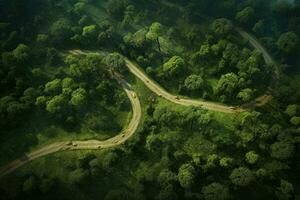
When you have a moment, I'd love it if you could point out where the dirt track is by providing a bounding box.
[0,27,278,178]
[125,58,244,113]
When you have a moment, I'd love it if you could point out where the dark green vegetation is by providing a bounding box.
[0,0,300,200]
[0,0,131,165]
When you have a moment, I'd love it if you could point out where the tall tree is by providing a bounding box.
[146,22,163,53]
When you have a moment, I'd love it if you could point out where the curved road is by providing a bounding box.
[0,19,278,179]
[0,77,141,178]
[237,29,279,78]
[125,58,244,113]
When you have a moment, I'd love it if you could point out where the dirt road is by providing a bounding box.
[0,27,277,178]
[125,58,244,113]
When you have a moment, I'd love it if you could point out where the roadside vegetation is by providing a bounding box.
[0,0,299,200]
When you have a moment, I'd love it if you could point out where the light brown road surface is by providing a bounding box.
[0,78,141,178]
[70,49,244,113]
[0,28,277,178]
[125,58,244,113]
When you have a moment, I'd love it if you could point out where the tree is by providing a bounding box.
[237,88,253,102]
[270,141,294,160]
[12,44,29,63]
[62,77,75,89]
[182,107,206,131]
[106,0,125,20]
[73,2,85,15]
[50,18,73,43]
[157,169,177,187]
[70,88,87,106]
[184,74,204,92]
[122,5,135,27]
[245,151,259,164]
[153,106,178,127]
[202,182,230,200]
[178,163,196,189]
[276,180,294,200]
[35,96,47,107]
[235,7,255,24]
[104,53,127,74]
[277,32,299,54]
[290,116,300,125]
[216,73,239,101]
[252,20,265,35]
[146,22,163,53]
[46,95,67,114]
[44,79,61,94]
[285,104,298,117]
[163,56,185,77]
[229,167,255,186]
[219,157,233,168]
[82,25,98,41]
[211,18,233,35]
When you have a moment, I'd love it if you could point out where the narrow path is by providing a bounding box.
[0,77,141,178]
[125,58,244,113]
[0,15,279,179]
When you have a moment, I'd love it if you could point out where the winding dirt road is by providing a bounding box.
[0,13,278,179]
[125,58,244,113]
[0,77,141,178]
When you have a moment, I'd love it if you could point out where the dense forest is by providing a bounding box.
[0,0,299,199]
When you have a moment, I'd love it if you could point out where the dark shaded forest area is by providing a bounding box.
[0,0,299,200]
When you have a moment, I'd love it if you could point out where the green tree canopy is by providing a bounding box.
[211,18,233,35]
[270,141,294,160]
[184,74,204,92]
[216,73,239,101]
[12,43,29,63]
[235,7,255,24]
[70,88,87,106]
[229,167,255,186]
[237,88,253,102]
[50,18,73,42]
[163,56,185,77]
[277,32,299,54]
[245,151,259,164]
[82,25,98,40]
[178,163,196,189]
[202,182,230,200]
[104,53,127,74]
[44,79,62,94]
[46,95,67,114]
[146,22,163,52]
[106,0,125,19]
[285,104,298,117]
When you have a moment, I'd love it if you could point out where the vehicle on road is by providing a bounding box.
[20,155,28,161]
